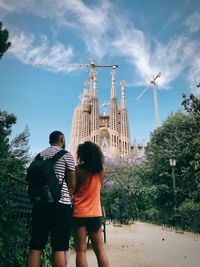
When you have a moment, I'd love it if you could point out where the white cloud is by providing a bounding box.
[112,27,151,83]
[152,37,198,87]
[162,10,182,32]
[2,0,200,95]
[187,56,200,96]
[1,0,111,71]
[112,18,199,90]
[185,12,200,32]
[0,1,13,11]
[9,32,74,73]
[0,0,36,14]
[1,0,112,60]
[51,0,111,60]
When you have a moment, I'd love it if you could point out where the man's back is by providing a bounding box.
[40,145,75,205]
[28,131,76,267]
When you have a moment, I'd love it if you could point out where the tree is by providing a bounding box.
[0,110,30,266]
[136,93,200,227]
[181,94,200,198]
[0,22,11,59]
[179,199,200,233]
[0,111,30,181]
[102,94,200,230]
[102,157,143,224]
[182,93,200,121]
[147,111,199,204]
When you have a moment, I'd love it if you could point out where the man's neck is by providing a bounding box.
[51,144,62,148]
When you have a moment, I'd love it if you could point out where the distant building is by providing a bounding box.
[69,70,145,161]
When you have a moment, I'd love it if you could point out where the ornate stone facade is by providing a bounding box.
[69,70,144,160]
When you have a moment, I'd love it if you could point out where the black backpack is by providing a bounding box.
[26,150,68,205]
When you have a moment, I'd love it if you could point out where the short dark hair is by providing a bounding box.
[49,131,64,145]
[77,141,104,174]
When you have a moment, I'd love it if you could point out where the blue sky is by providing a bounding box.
[1,0,200,155]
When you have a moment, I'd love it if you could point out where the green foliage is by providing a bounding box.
[41,241,52,267]
[145,208,159,223]
[182,93,200,124]
[0,22,11,59]
[69,235,75,250]
[102,162,142,224]
[102,187,131,224]
[103,94,200,232]
[180,200,200,232]
[0,110,31,266]
[138,94,200,228]
[145,109,199,208]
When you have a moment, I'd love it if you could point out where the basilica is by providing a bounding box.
[69,70,145,161]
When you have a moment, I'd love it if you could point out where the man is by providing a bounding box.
[27,131,76,267]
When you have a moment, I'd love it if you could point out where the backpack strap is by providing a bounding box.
[35,153,42,161]
[52,150,68,188]
[51,150,68,164]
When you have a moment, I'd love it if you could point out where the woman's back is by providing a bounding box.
[73,167,103,218]
[73,141,110,267]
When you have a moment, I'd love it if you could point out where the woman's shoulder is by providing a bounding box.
[91,170,105,185]
[76,164,105,178]
[75,164,91,184]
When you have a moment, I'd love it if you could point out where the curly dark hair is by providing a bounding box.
[77,141,104,174]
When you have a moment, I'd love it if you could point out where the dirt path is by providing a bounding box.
[67,221,200,267]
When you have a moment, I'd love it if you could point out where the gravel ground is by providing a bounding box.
[67,221,200,267]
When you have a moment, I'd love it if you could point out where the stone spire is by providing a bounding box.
[120,80,131,157]
[80,81,91,142]
[109,70,119,156]
[110,69,117,99]
[84,80,89,95]
[82,81,90,113]
[69,105,82,161]
[121,80,126,109]
[91,71,99,144]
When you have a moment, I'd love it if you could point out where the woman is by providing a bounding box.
[73,141,110,267]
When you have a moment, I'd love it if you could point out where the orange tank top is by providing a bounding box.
[73,173,102,218]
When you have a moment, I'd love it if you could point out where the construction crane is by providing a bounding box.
[40,58,119,95]
[137,72,161,128]
[77,58,118,70]
[68,59,118,94]
[150,72,161,128]
[39,58,118,70]
[72,61,116,113]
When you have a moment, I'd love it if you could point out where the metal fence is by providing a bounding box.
[0,175,32,265]
[9,176,32,239]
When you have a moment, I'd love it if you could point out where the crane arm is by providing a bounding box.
[37,62,118,69]
[93,64,118,68]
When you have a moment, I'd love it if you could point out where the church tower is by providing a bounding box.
[90,71,99,145]
[80,80,91,142]
[109,70,119,156]
[69,68,142,161]
[120,80,131,157]
[69,105,82,160]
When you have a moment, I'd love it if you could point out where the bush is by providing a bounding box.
[0,189,30,266]
[145,208,160,223]
[180,200,200,233]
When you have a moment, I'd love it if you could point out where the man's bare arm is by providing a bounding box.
[66,170,76,197]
